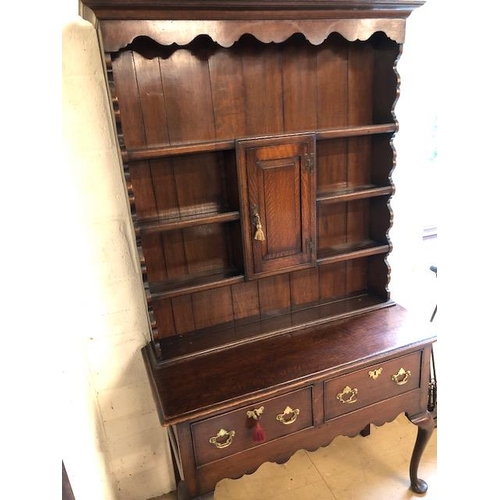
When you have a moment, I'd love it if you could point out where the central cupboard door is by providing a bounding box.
[237,133,316,279]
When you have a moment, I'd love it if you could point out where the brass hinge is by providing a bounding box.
[304,152,315,172]
[306,237,315,254]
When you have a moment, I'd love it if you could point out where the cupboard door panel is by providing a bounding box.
[237,134,316,279]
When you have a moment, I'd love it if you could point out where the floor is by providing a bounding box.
[151,413,437,500]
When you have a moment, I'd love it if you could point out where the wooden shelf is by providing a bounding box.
[148,268,244,301]
[317,185,393,204]
[155,293,393,366]
[315,123,397,140]
[123,123,397,163]
[317,240,390,265]
[137,211,240,234]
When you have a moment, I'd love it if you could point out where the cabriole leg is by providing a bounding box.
[407,411,435,494]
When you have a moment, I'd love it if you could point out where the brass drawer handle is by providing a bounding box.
[391,367,411,385]
[276,406,300,425]
[336,385,358,404]
[209,428,235,449]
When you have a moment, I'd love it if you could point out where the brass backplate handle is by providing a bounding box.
[276,405,300,425]
[336,385,358,404]
[391,367,411,385]
[209,428,236,449]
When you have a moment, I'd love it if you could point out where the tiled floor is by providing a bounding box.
[151,413,437,500]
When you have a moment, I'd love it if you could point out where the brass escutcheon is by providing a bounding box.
[246,406,264,420]
[368,367,383,380]
[276,406,300,425]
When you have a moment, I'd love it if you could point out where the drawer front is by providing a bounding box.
[191,387,313,467]
[324,351,422,421]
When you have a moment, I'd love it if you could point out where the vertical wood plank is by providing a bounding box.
[316,139,348,193]
[161,230,188,280]
[290,267,319,309]
[149,158,180,220]
[318,203,347,251]
[347,42,374,125]
[151,300,177,338]
[241,40,283,136]
[209,49,246,139]
[173,152,226,217]
[346,199,369,244]
[347,136,372,187]
[112,51,147,148]
[316,36,348,128]
[171,295,195,334]
[192,287,234,329]
[258,274,291,317]
[134,54,170,146]
[282,36,317,132]
[128,161,157,219]
[345,259,368,294]
[160,48,216,143]
[231,281,260,321]
[141,233,169,283]
[183,224,231,276]
[319,263,346,302]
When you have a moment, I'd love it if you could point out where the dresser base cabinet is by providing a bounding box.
[143,305,436,499]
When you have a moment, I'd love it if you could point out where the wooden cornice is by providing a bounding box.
[80,0,426,20]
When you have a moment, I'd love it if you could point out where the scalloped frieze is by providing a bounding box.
[101,18,406,52]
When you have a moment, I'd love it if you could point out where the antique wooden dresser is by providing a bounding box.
[80,1,436,498]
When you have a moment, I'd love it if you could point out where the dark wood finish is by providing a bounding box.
[81,1,432,498]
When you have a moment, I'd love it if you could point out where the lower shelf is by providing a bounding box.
[156,293,392,365]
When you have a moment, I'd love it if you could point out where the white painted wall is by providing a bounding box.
[57,2,438,499]
[61,13,175,500]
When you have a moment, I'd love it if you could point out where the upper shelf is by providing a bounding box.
[123,124,397,163]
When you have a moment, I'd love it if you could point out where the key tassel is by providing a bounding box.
[253,213,265,241]
[252,422,266,443]
[254,223,265,241]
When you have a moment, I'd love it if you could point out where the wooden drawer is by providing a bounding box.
[324,351,422,421]
[191,387,313,467]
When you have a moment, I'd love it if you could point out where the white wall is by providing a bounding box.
[61,14,175,500]
[57,2,438,500]
[390,0,438,316]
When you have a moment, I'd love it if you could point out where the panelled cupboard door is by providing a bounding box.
[237,134,316,279]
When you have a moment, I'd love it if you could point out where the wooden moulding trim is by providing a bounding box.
[100,18,406,52]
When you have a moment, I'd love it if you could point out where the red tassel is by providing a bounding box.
[252,422,266,443]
